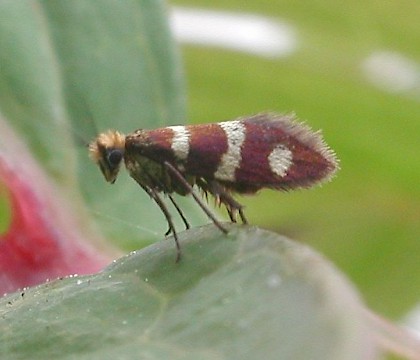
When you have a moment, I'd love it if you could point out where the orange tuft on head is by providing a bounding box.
[89,131,126,162]
[89,130,126,183]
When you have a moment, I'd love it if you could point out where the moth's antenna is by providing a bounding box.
[72,130,90,148]
[81,98,100,135]
[69,97,101,148]
[89,209,160,237]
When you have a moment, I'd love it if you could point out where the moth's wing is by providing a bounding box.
[125,114,338,194]
[186,113,338,193]
[232,114,338,192]
[125,128,176,165]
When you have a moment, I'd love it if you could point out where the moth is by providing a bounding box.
[89,113,339,261]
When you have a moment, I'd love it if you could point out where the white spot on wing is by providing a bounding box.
[214,121,246,181]
[268,145,293,177]
[168,126,190,160]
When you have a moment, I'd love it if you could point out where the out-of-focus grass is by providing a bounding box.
[171,0,420,318]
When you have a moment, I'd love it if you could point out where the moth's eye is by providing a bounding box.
[107,149,123,166]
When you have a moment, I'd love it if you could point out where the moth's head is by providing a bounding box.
[89,130,126,184]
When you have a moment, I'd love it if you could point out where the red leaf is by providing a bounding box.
[0,119,115,295]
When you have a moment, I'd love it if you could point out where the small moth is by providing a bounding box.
[89,113,338,261]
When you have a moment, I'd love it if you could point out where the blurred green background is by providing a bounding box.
[170,0,420,319]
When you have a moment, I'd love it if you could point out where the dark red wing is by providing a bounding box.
[125,113,338,194]
[230,113,338,193]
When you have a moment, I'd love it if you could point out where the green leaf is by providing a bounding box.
[0,1,204,248]
[0,226,375,359]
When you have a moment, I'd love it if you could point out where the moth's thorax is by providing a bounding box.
[89,130,126,183]
[124,152,168,190]
[126,128,177,163]
[124,129,195,194]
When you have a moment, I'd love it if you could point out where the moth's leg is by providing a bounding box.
[163,162,228,234]
[138,167,190,235]
[167,193,190,231]
[195,179,234,222]
[140,184,182,262]
[201,179,248,225]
